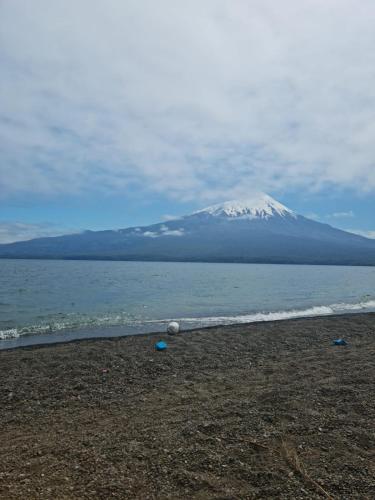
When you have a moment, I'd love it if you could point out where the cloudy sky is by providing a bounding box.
[1,0,375,242]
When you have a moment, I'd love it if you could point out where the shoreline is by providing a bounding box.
[1,312,374,498]
[1,310,375,352]
[1,256,375,266]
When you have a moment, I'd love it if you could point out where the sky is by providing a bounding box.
[0,0,375,243]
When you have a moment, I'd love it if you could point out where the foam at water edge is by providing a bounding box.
[0,314,130,340]
[1,299,374,341]
[0,328,20,340]
[175,305,334,325]
[332,300,375,311]
[171,300,375,325]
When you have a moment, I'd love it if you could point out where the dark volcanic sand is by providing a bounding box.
[0,314,374,499]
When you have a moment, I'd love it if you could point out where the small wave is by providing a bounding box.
[174,305,335,325]
[165,299,375,326]
[0,328,20,340]
[0,312,139,341]
[1,299,375,341]
[331,299,375,311]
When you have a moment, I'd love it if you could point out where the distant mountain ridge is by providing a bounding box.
[1,194,375,265]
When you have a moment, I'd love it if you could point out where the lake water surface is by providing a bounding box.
[1,259,374,348]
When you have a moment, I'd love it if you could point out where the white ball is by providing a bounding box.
[167,321,180,335]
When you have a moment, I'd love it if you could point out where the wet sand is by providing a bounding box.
[0,313,374,499]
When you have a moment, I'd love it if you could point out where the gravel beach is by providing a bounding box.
[1,313,374,499]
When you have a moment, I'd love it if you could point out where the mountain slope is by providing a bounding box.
[1,195,374,265]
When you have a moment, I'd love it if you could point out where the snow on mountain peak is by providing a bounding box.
[194,194,296,219]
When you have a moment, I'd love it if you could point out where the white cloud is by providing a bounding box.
[1,1,375,202]
[142,231,159,238]
[159,224,185,236]
[304,212,321,221]
[347,229,375,239]
[161,229,184,237]
[162,214,180,221]
[142,225,185,237]
[328,211,355,218]
[0,221,76,243]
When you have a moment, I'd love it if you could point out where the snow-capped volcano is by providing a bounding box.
[194,194,295,219]
[1,194,375,265]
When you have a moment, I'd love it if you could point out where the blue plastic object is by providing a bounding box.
[155,340,167,351]
[333,338,347,346]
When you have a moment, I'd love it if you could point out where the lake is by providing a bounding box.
[1,259,374,349]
